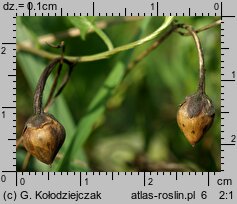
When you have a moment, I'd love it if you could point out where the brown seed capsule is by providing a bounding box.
[22,113,65,164]
[177,91,215,146]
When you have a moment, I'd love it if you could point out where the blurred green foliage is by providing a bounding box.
[17,16,220,172]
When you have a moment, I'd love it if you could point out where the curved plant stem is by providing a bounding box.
[34,58,74,114]
[183,25,205,94]
[17,17,174,63]
[33,58,61,114]
[91,22,114,51]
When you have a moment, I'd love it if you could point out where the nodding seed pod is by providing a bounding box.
[21,54,72,165]
[177,91,215,147]
[176,25,215,146]
[22,113,65,164]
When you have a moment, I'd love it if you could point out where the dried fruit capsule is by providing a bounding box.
[20,56,71,165]
[177,91,215,146]
[176,25,215,146]
[22,113,65,164]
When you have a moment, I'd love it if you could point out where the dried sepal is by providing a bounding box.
[177,92,215,146]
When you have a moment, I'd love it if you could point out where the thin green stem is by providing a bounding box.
[94,26,114,50]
